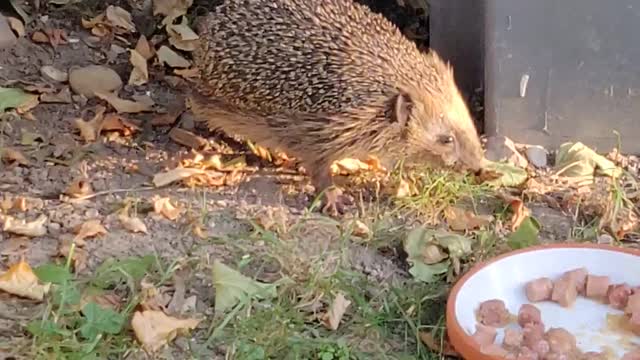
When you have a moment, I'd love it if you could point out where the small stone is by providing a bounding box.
[597,233,614,244]
[484,135,528,168]
[47,222,62,235]
[68,65,123,98]
[0,14,17,50]
[40,65,68,82]
[85,208,100,218]
[526,145,548,168]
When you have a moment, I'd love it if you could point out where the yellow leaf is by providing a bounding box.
[105,5,136,32]
[95,91,153,114]
[153,197,181,220]
[73,219,107,245]
[153,167,205,187]
[73,106,106,142]
[3,215,47,237]
[131,310,200,353]
[157,45,191,68]
[118,214,148,234]
[321,293,351,331]
[7,17,25,37]
[0,260,50,301]
[128,49,149,86]
[135,35,155,60]
[152,0,193,17]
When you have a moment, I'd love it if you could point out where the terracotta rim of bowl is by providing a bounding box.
[446,243,640,360]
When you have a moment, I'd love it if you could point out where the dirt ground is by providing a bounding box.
[1,1,639,360]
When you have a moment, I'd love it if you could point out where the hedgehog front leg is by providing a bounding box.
[308,164,349,216]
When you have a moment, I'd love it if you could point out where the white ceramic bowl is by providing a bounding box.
[446,244,640,359]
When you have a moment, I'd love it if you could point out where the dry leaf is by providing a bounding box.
[73,106,106,142]
[80,292,122,312]
[65,177,94,198]
[153,197,181,220]
[3,215,47,237]
[166,20,199,51]
[119,214,148,234]
[419,332,460,357]
[44,28,68,48]
[345,220,370,238]
[15,93,40,114]
[169,128,208,150]
[12,197,28,212]
[509,198,529,232]
[101,113,140,136]
[174,68,199,80]
[321,293,351,331]
[151,110,181,126]
[105,5,136,33]
[95,91,153,113]
[2,148,30,166]
[135,35,155,60]
[331,158,372,175]
[153,167,206,187]
[73,219,107,245]
[153,0,193,17]
[128,49,149,86]
[31,31,49,43]
[157,45,190,68]
[7,17,25,37]
[57,239,88,272]
[421,244,447,264]
[0,260,50,301]
[40,87,72,104]
[444,207,493,231]
[395,178,413,198]
[131,310,200,353]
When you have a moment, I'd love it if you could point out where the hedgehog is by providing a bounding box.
[190,0,485,214]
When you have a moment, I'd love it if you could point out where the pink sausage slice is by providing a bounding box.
[525,277,554,302]
[585,275,610,299]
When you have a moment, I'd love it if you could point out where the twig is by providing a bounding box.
[66,186,157,202]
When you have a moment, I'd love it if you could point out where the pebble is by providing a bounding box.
[526,145,548,168]
[40,65,68,83]
[47,222,62,235]
[597,234,614,245]
[0,14,17,50]
[68,65,123,98]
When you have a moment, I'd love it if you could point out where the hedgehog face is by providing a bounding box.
[395,86,484,173]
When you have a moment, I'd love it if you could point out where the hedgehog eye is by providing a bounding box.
[438,135,455,146]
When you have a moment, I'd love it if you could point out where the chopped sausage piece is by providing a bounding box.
[622,349,640,360]
[518,304,542,327]
[477,299,511,327]
[585,275,610,300]
[545,327,577,355]
[561,267,588,294]
[551,277,578,307]
[515,347,538,360]
[480,343,510,357]
[526,277,554,302]
[626,292,640,314]
[472,323,497,346]
[607,283,633,310]
[503,327,523,349]
[530,339,550,357]
[522,322,546,348]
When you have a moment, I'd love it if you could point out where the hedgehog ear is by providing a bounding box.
[391,91,413,126]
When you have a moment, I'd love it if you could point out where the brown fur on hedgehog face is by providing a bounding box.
[391,56,485,172]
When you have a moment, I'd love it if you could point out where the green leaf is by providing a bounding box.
[555,142,621,178]
[0,87,32,113]
[92,255,155,288]
[507,216,541,250]
[404,227,472,283]
[408,261,450,283]
[51,281,82,308]
[78,302,125,341]
[433,232,473,258]
[33,264,72,284]
[482,160,528,187]
[212,259,277,313]
[26,320,72,338]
